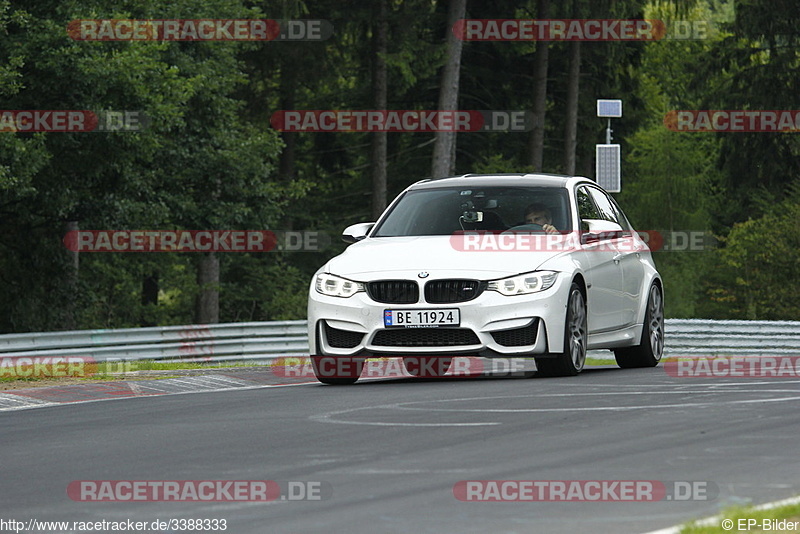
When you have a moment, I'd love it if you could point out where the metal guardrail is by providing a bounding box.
[0,319,798,363]
[663,319,800,357]
[0,321,309,363]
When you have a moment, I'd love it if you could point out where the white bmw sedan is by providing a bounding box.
[307,174,664,384]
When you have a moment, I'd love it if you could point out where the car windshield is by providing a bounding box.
[372,186,572,236]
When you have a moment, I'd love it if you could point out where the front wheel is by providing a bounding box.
[311,356,364,385]
[535,282,587,377]
[614,283,664,368]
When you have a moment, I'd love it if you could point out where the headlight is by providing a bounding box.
[315,273,364,298]
[487,271,558,296]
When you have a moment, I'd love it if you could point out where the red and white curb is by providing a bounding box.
[0,373,318,412]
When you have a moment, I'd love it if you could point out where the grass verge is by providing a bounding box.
[680,500,800,533]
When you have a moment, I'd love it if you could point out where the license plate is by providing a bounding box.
[383,309,460,328]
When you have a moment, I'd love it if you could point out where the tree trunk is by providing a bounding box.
[279,52,298,231]
[579,152,593,179]
[562,39,581,175]
[278,112,296,186]
[371,0,389,220]
[528,0,550,171]
[278,49,297,183]
[194,252,219,324]
[431,0,467,178]
[63,220,79,330]
[140,271,159,326]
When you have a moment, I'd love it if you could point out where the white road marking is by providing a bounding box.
[390,395,800,413]
[310,389,800,426]
[310,404,500,427]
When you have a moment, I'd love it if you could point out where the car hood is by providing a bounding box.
[324,235,568,280]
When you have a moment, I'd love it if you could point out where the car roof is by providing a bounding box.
[408,173,592,190]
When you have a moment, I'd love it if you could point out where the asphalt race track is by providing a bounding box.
[3,365,800,534]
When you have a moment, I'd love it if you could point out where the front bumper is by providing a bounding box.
[307,272,571,358]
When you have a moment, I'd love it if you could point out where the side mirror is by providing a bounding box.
[581,232,599,245]
[580,219,623,244]
[342,222,375,244]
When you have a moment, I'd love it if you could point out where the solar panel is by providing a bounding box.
[597,99,622,118]
[596,144,621,192]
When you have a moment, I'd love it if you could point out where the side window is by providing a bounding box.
[576,187,599,222]
[587,187,621,225]
[608,196,633,232]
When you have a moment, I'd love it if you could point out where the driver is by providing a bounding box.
[524,203,559,235]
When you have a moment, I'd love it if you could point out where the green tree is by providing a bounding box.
[701,181,800,319]
[0,0,291,330]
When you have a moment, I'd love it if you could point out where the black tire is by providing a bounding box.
[535,282,587,377]
[402,356,453,378]
[614,283,664,368]
[311,356,364,385]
